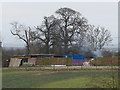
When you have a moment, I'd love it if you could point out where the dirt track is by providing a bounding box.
[2,66,119,71]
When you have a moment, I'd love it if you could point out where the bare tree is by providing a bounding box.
[36,15,59,54]
[55,7,88,54]
[86,25,112,51]
[50,26,63,55]
[10,8,112,56]
[29,40,45,54]
[10,22,36,54]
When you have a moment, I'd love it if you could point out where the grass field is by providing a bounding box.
[2,70,119,88]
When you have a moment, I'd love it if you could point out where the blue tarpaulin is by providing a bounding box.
[63,55,84,61]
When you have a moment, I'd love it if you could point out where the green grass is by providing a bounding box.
[2,70,119,88]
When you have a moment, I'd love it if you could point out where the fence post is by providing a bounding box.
[54,64,55,71]
[65,56,68,71]
[43,59,45,71]
[67,59,69,71]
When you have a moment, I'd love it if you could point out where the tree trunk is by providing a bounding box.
[64,42,68,54]
[26,43,30,55]
[45,43,49,54]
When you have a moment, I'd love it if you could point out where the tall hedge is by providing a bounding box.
[35,58,72,65]
[90,57,119,66]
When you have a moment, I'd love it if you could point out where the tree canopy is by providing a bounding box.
[10,7,112,55]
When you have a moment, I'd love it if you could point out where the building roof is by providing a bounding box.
[13,54,55,58]
[28,54,54,57]
[28,54,55,56]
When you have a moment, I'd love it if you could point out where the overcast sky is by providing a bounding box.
[1,2,118,48]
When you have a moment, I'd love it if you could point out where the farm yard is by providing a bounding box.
[2,53,119,89]
[2,55,119,88]
[2,67,119,88]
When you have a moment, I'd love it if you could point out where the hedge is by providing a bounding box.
[90,57,119,66]
[35,58,72,65]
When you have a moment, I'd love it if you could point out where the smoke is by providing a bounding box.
[92,49,103,57]
[80,41,91,52]
[78,41,103,58]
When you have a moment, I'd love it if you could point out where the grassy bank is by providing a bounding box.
[2,70,119,88]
